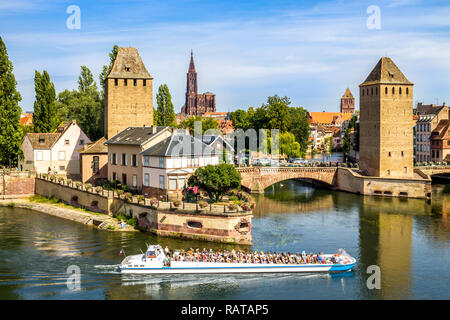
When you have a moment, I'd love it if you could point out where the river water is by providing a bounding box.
[0,181,448,300]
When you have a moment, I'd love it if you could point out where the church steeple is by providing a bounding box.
[189,50,196,72]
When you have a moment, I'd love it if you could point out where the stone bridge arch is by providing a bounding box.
[238,167,338,193]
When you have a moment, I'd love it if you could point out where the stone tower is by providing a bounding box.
[359,57,414,178]
[340,88,355,113]
[104,47,153,139]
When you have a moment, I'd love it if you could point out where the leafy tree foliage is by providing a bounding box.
[279,132,301,158]
[288,106,310,155]
[0,37,23,167]
[155,84,176,126]
[32,70,58,133]
[188,164,241,202]
[99,44,118,97]
[178,116,219,135]
[56,66,104,140]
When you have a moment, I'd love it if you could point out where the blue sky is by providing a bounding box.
[2,0,450,113]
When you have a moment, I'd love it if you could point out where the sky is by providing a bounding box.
[1,0,450,113]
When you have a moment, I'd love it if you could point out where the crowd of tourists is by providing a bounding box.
[162,246,343,265]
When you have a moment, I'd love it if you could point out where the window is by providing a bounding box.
[388,152,391,157]
[124,79,127,86]
[59,166,65,171]
[406,88,409,95]
[178,177,186,190]
[385,87,388,94]
[122,153,127,166]
[169,177,177,190]
[144,173,149,187]
[65,140,70,145]
[375,87,378,95]
[399,87,402,95]
[114,79,118,86]
[122,173,127,185]
[112,172,117,181]
[80,139,85,145]
[134,79,137,86]
[371,87,373,96]
[92,156,99,174]
[36,151,43,161]
[159,175,165,189]
[403,167,407,173]
[58,151,65,160]
[159,157,164,168]
[392,87,395,94]
[132,154,137,167]
[111,153,117,165]
[143,79,146,86]
[143,156,149,166]
[401,151,404,157]
[132,175,137,188]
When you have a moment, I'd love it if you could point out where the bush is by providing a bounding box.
[75,182,82,188]
[240,202,251,211]
[229,195,238,202]
[50,175,56,182]
[150,197,158,208]
[136,195,144,204]
[85,183,92,191]
[95,186,102,193]
[57,177,64,183]
[172,199,181,207]
[116,213,138,227]
[227,203,238,211]
[124,192,132,202]
[66,179,72,185]
[198,200,208,208]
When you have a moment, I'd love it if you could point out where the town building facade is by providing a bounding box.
[79,137,108,184]
[181,51,216,116]
[19,120,91,177]
[105,126,173,190]
[141,132,220,197]
[430,120,450,162]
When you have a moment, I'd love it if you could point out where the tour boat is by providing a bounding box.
[118,245,357,274]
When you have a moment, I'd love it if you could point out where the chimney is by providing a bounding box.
[151,126,157,134]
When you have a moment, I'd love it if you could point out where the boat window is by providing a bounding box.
[147,251,156,257]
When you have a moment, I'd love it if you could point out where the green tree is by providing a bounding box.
[264,95,291,133]
[178,116,219,135]
[56,66,104,140]
[279,132,301,159]
[155,84,176,126]
[288,106,310,155]
[0,37,23,167]
[32,70,59,133]
[188,164,241,202]
[229,109,252,131]
[99,45,118,97]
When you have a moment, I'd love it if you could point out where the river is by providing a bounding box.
[0,181,448,300]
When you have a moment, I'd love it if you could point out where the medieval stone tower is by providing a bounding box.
[359,57,414,178]
[104,47,153,139]
[340,88,355,113]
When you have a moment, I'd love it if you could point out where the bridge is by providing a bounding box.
[237,165,450,197]
[237,167,338,193]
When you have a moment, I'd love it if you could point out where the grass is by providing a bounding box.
[28,195,103,215]
[7,202,15,208]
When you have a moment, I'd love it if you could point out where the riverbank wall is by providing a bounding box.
[335,168,432,199]
[1,171,35,197]
[34,176,253,245]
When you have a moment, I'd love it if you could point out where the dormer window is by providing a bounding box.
[124,65,130,72]
[39,138,45,144]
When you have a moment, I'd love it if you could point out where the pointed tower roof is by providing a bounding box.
[360,57,413,86]
[107,47,153,79]
[188,50,196,72]
[342,88,354,99]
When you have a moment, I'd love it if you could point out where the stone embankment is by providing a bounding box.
[0,198,135,231]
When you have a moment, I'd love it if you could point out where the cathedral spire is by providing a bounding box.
[189,50,196,72]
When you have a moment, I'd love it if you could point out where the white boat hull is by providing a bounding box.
[119,259,356,274]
